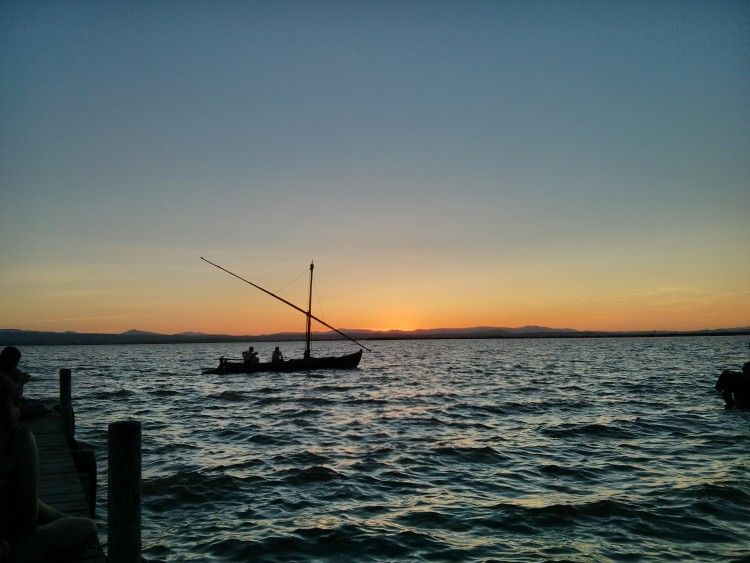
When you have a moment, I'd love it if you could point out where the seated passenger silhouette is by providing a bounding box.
[271,347,284,363]
[242,346,259,364]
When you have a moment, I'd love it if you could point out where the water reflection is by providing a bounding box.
[17,337,750,560]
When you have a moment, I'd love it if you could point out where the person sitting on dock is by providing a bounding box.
[0,374,97,561]
[0,347,46,420]
[0,347,29,403]
[271,347,284,363]
[242,346,259,364]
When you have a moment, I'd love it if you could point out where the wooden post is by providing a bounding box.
[59,368,74,444]
[108,421,142,563]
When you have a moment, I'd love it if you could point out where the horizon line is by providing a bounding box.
[2,324,749,337]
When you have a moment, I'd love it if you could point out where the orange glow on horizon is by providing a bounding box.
[1,239,748,336]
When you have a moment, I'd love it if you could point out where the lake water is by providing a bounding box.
[18,336,750,561]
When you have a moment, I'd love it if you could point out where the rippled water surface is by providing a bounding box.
[21,337,750,561]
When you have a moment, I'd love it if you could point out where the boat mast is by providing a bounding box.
[305,261,313,358]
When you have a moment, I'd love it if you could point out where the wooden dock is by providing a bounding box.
[12,368,142,562]
[25,412,106,562]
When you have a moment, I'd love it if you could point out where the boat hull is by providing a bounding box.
[203,349,363,374]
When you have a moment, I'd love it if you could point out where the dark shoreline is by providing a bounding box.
[1,328,748,347]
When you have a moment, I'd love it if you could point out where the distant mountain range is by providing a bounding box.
[0,326,748,346]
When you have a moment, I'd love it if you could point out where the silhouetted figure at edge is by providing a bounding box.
[271,347,284,364]
[0,375,97,562]
[715,361,750,409]
[242,346,259,364]
[0,347,46,420]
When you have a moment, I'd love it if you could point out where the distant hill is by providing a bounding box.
[0,326,748,346]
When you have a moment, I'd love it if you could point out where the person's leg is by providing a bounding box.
[36,500,65,524]
[10,516,96,563]
[18,400,48,420]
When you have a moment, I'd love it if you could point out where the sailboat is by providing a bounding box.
[200,258,368,374]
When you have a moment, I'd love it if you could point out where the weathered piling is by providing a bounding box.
[73,448,98,518]
[59,368,75,444]
[108,420,142,563]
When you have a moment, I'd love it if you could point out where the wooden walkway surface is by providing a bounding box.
[25,413,106,562]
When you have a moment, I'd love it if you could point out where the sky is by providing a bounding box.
[1,1,748,335]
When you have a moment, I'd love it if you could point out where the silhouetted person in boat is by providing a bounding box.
[0,374,97,561]
[0,347,46,420]
[242,346,259,364]
[271,347,284,364]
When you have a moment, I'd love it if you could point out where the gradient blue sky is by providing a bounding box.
[1,1,748,333]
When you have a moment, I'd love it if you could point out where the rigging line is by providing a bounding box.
[274,268,309,295]
[313,278,325,318]
[200,257,373,352]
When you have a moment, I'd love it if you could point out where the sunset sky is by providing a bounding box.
[1,1,748,335]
